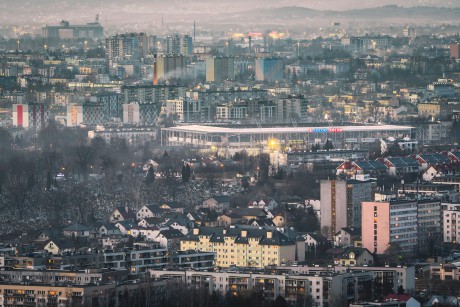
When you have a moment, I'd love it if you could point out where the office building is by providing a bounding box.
[362,200,418,256]
[206,57,234,82]
[255,57,284,83]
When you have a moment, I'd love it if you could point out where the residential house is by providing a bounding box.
[217,213,242,227]
[114,221,137,234]
[304,232,328,247]
[272,214,285,227]
[250,218,275,227]
[229,208,269,221]
[136,205,166,220]
[334,227,361,247]
[109,206,136,223]
[383,157,419,177]
[100,234,130,249]
[96,223,121,238]
[44,239,76,255]
[164,215,194,235]
[424,295,459,307]
[416,153,450,171]
[138,217,162,228]
[159,202,185,214]
[334,247,374,266]
[62,223,90,238]
[129,227,160,242]
[155,228,184,249]
[422,165,442,182]
[247,198,279,211]
[199,196,231,213]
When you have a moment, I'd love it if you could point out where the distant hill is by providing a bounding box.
[236,5,460,23]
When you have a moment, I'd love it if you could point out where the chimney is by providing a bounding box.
[223,229,227,235]
[193,228,199,235]
[241,230,247,237]
[266,231,273,239]
[125,205,129,213]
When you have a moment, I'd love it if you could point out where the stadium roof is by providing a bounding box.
[163,125,413,134]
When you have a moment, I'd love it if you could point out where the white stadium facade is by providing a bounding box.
[160,124,414,151]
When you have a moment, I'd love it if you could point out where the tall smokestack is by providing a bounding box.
[153,54,158,85]
[248,35,252,57]
[193,21,196,43]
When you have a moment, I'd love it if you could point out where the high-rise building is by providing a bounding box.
[205,57,234,82]
[155,55,187,82]
[362,200,418,256]
[123,103,140,124]
[417,199,441,252]
[276,95,308,123]
[166,34,193,56]
[12,103,48,130]
[66,103,83,127]
[106,33,149,66]
[255,57,284,83]
[450,43,460,60]
[442,203,460,243]
[320,180,373,238]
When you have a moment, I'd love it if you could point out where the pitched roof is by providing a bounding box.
[386,157,419,167]
[210,195,230,203]
[419,154,450,164]
[354,160,386,171]
[341,227,361,236]
[159,228,184,239]
[62,223,90,232]
[115,207,136,219]
[339,247,371,258]
[305,232,328,243]
[230,208,267,218]
[183,226,295,246]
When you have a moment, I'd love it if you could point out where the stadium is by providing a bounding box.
[160,124,414,151]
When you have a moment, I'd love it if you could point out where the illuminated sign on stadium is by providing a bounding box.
[308,128,343,133]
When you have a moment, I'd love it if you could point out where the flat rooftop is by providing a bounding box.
[162,125,414,134]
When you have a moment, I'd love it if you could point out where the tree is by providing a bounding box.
[145,166,155,185]
[323,139,333,151]
[257,153,271,182]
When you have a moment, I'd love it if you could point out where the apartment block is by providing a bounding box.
[180,226,302,268]
[320,180,373,237]
[362,200,418,256]
[442,203,460,243]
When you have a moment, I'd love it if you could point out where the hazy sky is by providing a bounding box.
[1,0,459,29]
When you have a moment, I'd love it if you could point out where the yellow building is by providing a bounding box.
[418,103,440,118]
[180,227,297,268]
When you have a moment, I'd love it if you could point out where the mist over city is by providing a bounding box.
[1,0,460,306]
